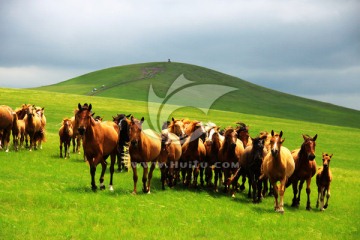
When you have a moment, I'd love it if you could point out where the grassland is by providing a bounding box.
[0,87,359,239]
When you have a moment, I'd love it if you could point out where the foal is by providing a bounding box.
[316,153,333,211]
[59,118,73,158]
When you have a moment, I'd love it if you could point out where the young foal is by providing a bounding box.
[75,103,119,191]
[59,118,73,158]
[316,153,333,211]
[287,134,318,210]
[24,105,42,151]
[128,116,161,194]
[261,130,295,213]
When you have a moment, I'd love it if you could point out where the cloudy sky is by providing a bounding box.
[1,0,359,110]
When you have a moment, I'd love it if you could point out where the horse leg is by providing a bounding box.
[160,164,166,190]
[72,137,76,153]
[278,180,286,213]
[297,180,305,207]
[89,160,97,190]
[109,153,116,191]
[99,160,107,190]
[146,162,156,193]
[305,178,312,210]
[316,185,321,209]
[248,171,253,199]
[214,167,220,192]
[324,186,330,209]
[117,144,124,172]
[60,140,63,158]
[320,187,325,211]
[131,162,138,194]
[273,183,279,211]
[257,176,263,202]
[291,180,299,207]
[142,162,149,193]
[66,141,71,158]
[199,162,205,187]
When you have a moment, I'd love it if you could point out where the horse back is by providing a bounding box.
[0,105,13,129]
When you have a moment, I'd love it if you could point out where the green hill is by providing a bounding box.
[35,62,360,128]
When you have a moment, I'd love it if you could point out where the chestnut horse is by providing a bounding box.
[287,134,318,210]
[219,127,244,197]
[59,118,73,158]
[168,118,187,144]
[261,130,295,213]
[24,105,43,151]
[0,105,14,152]
[180,120,206,187]
[158,131,182,189]
[128,116,161,194]
[75,103,119,191]
[205,125,224,191]
[316,152,333,211]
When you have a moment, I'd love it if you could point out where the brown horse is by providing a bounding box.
[59,118,73,158]
[261,130,295,213]
[316,153,333,211]
[128,116,161,194]
[75,103,119,191]
[70,113,82,154]
[180,120,206,187]
[158,131,182,189]
[219,127,244,197]
[168,118,187,143]
[287,134,318,210]
[0,105,15,152]
[15,104,31,148]
[204,125,224,191]
[23,105,43,151]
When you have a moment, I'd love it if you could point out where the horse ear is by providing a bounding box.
[126,114,131,118]
[330,153,333,158]
[131,116,135,122]
[140,117,145,123]
[279,131,283,138]
[271,130,274,136]
[172,117,175,122]
[88,104,92,111]
[78,103,82,110]
[313,134,318,141]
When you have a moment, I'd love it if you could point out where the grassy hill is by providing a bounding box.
[35,62,360,129]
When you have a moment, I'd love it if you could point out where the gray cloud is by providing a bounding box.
[0,0,359,110]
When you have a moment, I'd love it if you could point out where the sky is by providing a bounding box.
[0,0,359,110]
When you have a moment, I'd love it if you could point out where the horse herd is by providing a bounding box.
[0,103,334,213]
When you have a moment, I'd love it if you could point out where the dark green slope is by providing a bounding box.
[35,62,360,128]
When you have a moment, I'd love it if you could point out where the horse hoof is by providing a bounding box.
[100,185,105,190]
[306,206,312,211]
[91,186,98,191]
[109,185,114,191]
[131,191,137,195]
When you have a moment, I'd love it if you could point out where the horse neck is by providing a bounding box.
[298,143,309,163]
[84,119,97,140]
[188,132,200,149]
[321,165,330,179]
[211,136,221,154]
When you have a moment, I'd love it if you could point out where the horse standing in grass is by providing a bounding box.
[0,105,14,152]
[204,125,223,191]
[11,112,20,151]
[219,127,244,197]
[287,134,318,210]
[316,153,333,211]
[235,122,252,191]
[24,105,43,151]
[113,113,132,172]
[59,118,73,158]
[15,104,31,148]
[240,136,268,203]
[128,116,161,194]
[158,131,182,189]
[180,121,206,187]
[75,103,119,191]
[261,130,295,213]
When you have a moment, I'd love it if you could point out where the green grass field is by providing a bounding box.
[1,87,359,239]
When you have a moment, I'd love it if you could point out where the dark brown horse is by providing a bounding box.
[0,105,15,152]
[219,127,244,197]
[59,118,73,158]
[261,130,295,213]
[287,134,318,210]
[180,120,206,187]
[113,113,132,172]
[75,103,119,191]
[128,116,161,194]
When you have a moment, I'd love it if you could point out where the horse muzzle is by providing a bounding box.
[131,140,138,147]
[308,154,316,161]
[78,127,85,136]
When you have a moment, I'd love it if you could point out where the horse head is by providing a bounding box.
[270,130,284,158]
[129,116,144,147]
[76,103,93,136]
[252,136,266,163]
[321,152,333,169]
[236,122,249,146]
[63,118,72,134]
[302,134,317,161]
[224,127,238,150]
[169,118,186,139]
